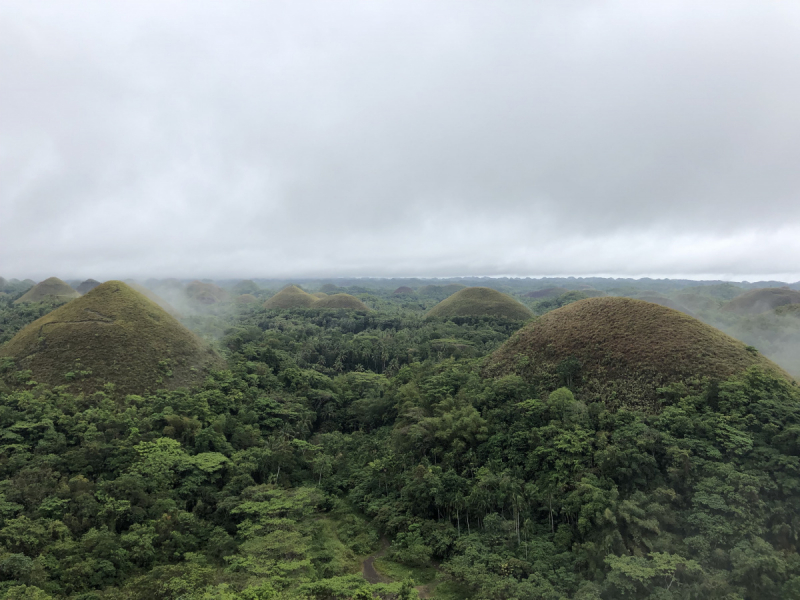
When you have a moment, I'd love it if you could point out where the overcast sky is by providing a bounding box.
[2,1,800,281]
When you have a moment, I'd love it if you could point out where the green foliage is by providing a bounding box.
[1,281,800,599]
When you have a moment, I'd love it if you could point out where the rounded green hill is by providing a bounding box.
[722,287,800,315]
[186,281,228,305]
[485,296,788,409]
[232,279,260,295]
[235,293,258,304]
[427,287,534,321]
[315,293,370,311]
[14,277,81,304]
[0,281,223,395]
[264,285,318,309]
[312,292,328,299]
[76,279,101,295]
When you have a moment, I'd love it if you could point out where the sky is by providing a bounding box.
[2,0,800,281]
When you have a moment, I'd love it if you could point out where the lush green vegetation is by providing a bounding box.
[0,278,800,599]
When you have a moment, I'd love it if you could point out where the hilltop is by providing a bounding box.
[76,279,101,294]
[486,296,787,408]
[427,287,534,321]
[634,294,695,317]
[14,277,81,304]
[235,293,258,304]
[232,279,260,295]
[723,287,800,315]
[315,293,370,311]
[186,280,229,305]
[393,286,415,295]
[0,281,222,395]
[264,285,318,309]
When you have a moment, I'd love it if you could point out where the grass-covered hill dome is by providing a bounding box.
[14,277,81,304]
[315,293,370,311]
[485,296,788,409]
[232,279,260,295]
[235,293,258,304]
[722,287,800,315]
[264,285,318,309]
[312,292,328,299]
[186,281,228,305]
[0,281,223,395]
[427,287,534,321]
[393,286,415,295]
[76,279,101,295]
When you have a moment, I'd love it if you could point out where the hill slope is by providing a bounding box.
[486,296,787,408]
[427,287,533,321]
[315,293,370,311]
[14,277,81,304]
[723,287,800,315]
[264,285,318,309]
[0,281,223,395]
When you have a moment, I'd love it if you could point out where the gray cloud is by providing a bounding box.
[2,0,800,280]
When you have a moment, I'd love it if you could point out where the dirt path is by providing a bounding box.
[361,540,439,598]
[362,538,391,584]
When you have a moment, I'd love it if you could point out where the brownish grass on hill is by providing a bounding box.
[723,287,800,315]
[14,277,81,304]
[235,294,258,304]
[315,293,370,311]
[264,285,318,309]
[186,281,229,305]
[0,281,223,395]
[427,287,534,321]
[635,295,696,318]
[312,292,328,299]
[393,286,415,295]
[485,296,788,410]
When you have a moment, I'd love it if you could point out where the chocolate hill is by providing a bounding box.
[485,297,787,409]
[427,287,534,321]
[264,285,318,309]
[76,279,101,295]
[186,281,229,305]
[315,293,370,311]
[232,279,260,295]
[0,281,223,395]
[14,277,81,304]
[722,288,800,315]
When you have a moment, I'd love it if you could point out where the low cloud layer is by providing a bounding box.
[2,1,800,280]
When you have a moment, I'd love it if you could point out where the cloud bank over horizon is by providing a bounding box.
[2,1,800,281]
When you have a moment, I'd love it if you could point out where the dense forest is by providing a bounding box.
[1,276,800,599]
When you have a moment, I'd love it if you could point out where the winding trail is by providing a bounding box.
[361,539,437,598]
[362,538,391,584]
